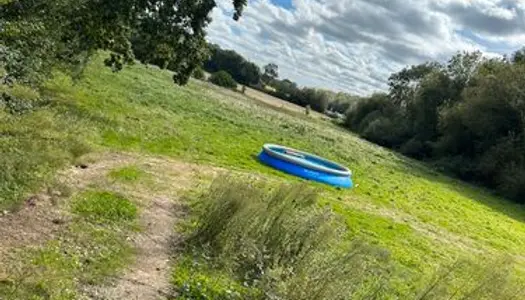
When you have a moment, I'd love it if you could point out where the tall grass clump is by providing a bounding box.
[416,257,522,300]
[175,177,391,299]
[174,178,525,299]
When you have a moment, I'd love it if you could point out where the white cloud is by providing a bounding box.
[207,0,525,95]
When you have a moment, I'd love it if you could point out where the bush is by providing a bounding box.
[192,67,206,80]
[209,71,238,89]
[497,165,525,203]
[399,138,425,158]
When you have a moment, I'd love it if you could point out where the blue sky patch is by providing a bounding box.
[270,0,294,10]
[456,29,516,53]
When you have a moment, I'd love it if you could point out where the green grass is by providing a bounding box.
[71,191,138,223]
[2,53,525,296]
[172,255,260,300]
[172,178,521,299]
[109,166,145,183]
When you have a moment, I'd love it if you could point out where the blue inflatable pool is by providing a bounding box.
[258,144,353,188]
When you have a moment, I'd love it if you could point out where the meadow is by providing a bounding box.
[1,55,525,298]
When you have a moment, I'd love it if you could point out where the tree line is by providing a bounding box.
[201,44,359,114]
[344,49,525,203]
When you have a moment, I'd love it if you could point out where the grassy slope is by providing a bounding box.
[3,55,525,294]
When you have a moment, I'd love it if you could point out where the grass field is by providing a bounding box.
[2,54,525,298]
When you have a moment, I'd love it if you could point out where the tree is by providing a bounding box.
[0,0,248,86]
[202,45,261,86]
[262,63,279,85]
[512,48,525,65]
[345,50,525,203]
[388,62,442,108]
[446,51,483,102]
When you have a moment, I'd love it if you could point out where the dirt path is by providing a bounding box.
[0,152,222,299]
[82,196,180,300]
[0,153,137,282]
[77,154,220,300]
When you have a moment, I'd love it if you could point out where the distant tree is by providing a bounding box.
[328,92,360,114]
[262,63,279,85]
[209,71,238,89]
[512,48,525,65]
[388,62,442,108]
[203,45,261,86]
[273,79,299,101]
[345,49,525,203]
[446,51,483,102]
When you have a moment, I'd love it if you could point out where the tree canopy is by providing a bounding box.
[345,49,525,203]
[203,44,261,86]
[0,0,248,86]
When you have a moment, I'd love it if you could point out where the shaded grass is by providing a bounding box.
[0,84,95,211]
[0,190,137,299]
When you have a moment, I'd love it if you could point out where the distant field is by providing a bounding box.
[2,54,525,298]
[242,86,329,120]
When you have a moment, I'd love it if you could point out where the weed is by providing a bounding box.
[416,257,522,300]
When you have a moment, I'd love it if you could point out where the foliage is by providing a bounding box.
[262,63,279,85]
[204,44,261,86]
[0,0,248,86]
[192,66,206,80]
[209,71,238,89]
[512,47,525,65]
[201,45,359,114]
[344,49,525,203]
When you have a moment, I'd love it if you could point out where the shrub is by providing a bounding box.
[498,165,525,203]
[192,67,206,80]
[209,71,238,89]
[399,138,425,158]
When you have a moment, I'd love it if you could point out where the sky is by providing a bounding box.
[207,0,525,96]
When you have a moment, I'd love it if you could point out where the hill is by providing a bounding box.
[1,55,525,299]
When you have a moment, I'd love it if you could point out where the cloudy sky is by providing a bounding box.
[207,0,525,95]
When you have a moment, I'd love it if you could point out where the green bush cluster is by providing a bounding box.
[344,50,525,203]
[209,71,238,89]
